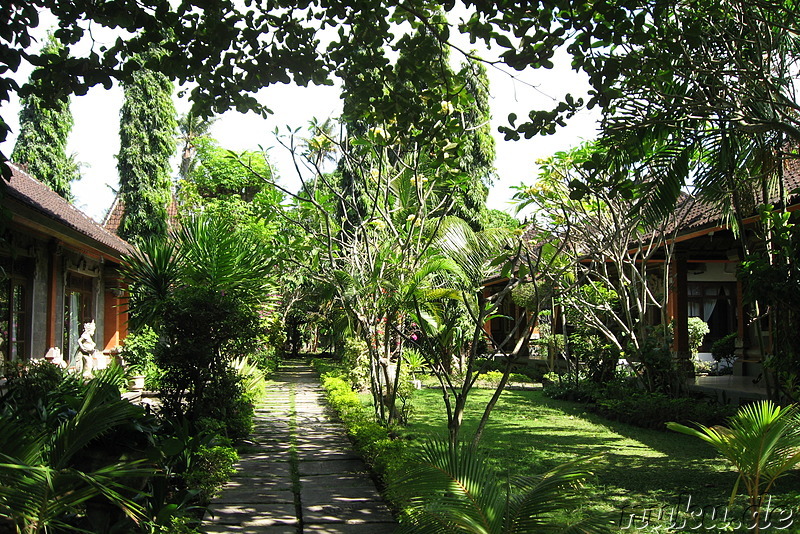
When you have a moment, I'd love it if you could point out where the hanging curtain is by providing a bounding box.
[702,291,718,322]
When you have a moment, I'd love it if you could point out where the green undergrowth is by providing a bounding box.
[402,388,800,532]
[314,359,800,532]
[543,379,737,430]
[312,359,411,482]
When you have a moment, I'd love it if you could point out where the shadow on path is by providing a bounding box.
[202,359,397,533]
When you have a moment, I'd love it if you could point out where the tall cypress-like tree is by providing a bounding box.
[460,59,495,230]
[11,35,79,199]
[117,65,176,243]
[337,10,495,231]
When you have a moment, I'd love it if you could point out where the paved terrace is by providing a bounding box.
[201,359,398,534]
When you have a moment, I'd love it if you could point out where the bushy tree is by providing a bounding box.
[117,65,176,244]
[122,214,278,436]
[516,142,683,393]
[11,35,79,199]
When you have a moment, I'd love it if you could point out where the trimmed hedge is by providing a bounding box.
[544,380,736,430]
[312,360,410,482]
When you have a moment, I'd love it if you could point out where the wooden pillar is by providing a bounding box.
[736,278,745,357]
[46,241,59,348]
[482,287,492,337]
[672,255,691,363]
[103,280,127,352]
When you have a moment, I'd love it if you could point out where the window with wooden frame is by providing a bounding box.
[63,272,95,362]
[0,257,32,362]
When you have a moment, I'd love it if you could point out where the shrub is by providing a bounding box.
[0,361,75,422]
[184,444,238,502]
[711,332,737,366]
[122,325,158,374]
[569,332,620,383]
[263,314,286,355]
[543,380,602,403]
[188,364,255,442]
[509,372,534,384]
[543,379,736,430]
[595,392,735,430]
[233,356,267,403]
[693,359,715,375]
[342,336,370,390]
[477,370,504,386]
[249,343,280,376]
[687,317,710,355]
[319,372,410,480]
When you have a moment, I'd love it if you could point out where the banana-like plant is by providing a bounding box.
[667,400,800,533]
[0,374,152,533]
[389,439,609,533]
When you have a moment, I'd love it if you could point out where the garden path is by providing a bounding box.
[201,359,398,534]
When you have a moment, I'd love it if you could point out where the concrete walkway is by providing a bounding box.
[202,359,398,533]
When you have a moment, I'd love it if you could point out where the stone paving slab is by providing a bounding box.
[230,459,292,478]
[213,477,294,504]
[205,503,298,527]
[299,475,383,502]
[304,523,397,534]
[295,447,361,461]
[298,458,370,476]
[203,525,298,534]
[303,501,395,524]
[202,359,398,533]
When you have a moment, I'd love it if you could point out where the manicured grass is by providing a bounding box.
[400,388,800,530]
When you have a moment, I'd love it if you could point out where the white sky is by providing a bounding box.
[0,9,600,222]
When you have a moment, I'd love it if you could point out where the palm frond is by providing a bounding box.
[391,439,608,533]
[391,439,503,533]
[668,400,800,505]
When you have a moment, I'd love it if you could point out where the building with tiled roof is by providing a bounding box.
[648,156,800,402]
[481,155,800,403]
[102,193,180,236]
[0,162,130,364]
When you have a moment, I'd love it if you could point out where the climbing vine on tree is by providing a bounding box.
[11,34,79,199]
[117,64,176,244]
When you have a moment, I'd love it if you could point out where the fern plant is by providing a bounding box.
[389,439,609,533]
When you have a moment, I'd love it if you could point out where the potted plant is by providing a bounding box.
[122,326,158,390]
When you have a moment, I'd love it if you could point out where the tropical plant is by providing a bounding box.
[389,439,608,533]
[0,371,153,533]
[122,213,278,433]
[740,208,800,401]
[122,324,159,374]
[711,332,737,368]
[177,111,216,181]
[667,400,800,533]
[515,142,682,394]
[687,317,710,356]
[232,356,267,402]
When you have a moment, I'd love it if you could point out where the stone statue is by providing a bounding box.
[78,321,97,377]
[79,321,97,354]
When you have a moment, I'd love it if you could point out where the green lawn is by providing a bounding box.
[399,387,800,531]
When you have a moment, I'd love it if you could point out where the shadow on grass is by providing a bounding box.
[402,388,742,513]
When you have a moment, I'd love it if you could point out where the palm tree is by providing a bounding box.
[177,112,216,181]
[121,213,279,424]
[302,117,338,170]
[389,439,609,533]
[667,400,800,533]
